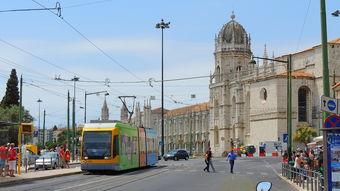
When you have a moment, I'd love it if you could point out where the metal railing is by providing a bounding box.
[282,163,324,191]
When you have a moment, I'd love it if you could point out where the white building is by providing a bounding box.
[131,12,340,156]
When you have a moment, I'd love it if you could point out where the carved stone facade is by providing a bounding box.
[209,13,340,156]
[128,13,340,156]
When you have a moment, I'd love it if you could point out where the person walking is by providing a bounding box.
[65,149,70,168]
[203,151,210,172]
[7,143,17,177]
[0,144,6,177]
[226,150,237,173]
[207,148,215,172]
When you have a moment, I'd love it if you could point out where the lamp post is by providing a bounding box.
[155,19,170,157]
[249,55,292,161]
[37,99,42,145]
[84,91,109,123]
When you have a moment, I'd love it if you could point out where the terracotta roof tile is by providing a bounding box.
[329,38,340,44]
[165,102,210,117]
[292,37,340,56]
[278,71,315,78]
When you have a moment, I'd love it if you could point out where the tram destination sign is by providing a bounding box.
[321,96,339,114]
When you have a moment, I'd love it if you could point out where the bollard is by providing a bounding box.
[43,157,45,170]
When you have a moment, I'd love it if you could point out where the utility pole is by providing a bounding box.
[67,90,70,150]
[19,75,23,143]
[43,109,46,147]
[72,76,79,161]
[155,19,170,157]
[37,99,42,145]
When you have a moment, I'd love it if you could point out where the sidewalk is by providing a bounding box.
[0,165,82,186]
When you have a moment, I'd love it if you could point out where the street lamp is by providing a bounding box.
[37,98,42,145]
[331,10,340,17]
[155,19,170,156]
[249,55,292,161]
[84,91,109,123]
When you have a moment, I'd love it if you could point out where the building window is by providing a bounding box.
[215,66,221,82]
[298,87,310,122]
[214,126,219,145]
[260,88,267,102]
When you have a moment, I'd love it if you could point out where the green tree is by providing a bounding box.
[293,125,317,147]
[1,69,19,107]
[0,105,34,145]
[57,129,81,145]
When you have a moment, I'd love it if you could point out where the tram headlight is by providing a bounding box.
[84,157,88,160]
[104,157,109,159]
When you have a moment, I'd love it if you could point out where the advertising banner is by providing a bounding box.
[327,130,340,190]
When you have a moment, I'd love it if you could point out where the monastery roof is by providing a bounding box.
[152,107,169,112]
[165,102,210,117]
[278,71,315,78]
[332,82,340,90]
[292,37,340,56]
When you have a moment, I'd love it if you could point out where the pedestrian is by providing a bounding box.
[203,148,215,173]
[203,151,210,172]
[4,143,10,176]
[65,149,70,168]
[7,143,17,177]
[226,150,237,173]
[0,144,7,177]
[59,146,65,168]
[282,151,288,163]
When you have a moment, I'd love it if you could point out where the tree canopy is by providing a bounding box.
[1,69,19,107]
[293,125,317,146]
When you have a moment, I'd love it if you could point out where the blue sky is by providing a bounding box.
[0,0,339,128]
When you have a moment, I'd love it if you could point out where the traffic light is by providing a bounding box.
[20,123,34,134]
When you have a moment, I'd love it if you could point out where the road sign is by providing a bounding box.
[321,96,339,114]
[33,131,38,137]
[283,133,288,143]
[159,141,163,145]
[324,115,340,128]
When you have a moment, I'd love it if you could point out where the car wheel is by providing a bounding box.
[174,156,178,161]
[185,156,189,160]
[164,158,168,161]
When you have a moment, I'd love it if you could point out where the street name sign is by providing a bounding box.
[324,114,340,128]
[321,96,339,114]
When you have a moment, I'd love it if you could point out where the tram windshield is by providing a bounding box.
[83,131,112,159]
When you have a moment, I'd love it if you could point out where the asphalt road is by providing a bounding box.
[1,157,296,191]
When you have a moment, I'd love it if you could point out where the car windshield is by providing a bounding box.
[169,150,178,154]
[82,131,112,159]
[39,153,56,159]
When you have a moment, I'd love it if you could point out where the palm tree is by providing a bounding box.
[293,125,317,147]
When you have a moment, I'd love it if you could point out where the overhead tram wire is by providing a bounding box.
[31,0,184,105]
[296,0,312,52]
[62,0,114,9]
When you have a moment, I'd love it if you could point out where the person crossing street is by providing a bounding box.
[226,150,237,173]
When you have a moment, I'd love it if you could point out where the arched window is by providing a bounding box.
[215,66,221,82]
[214,99,219,117]
[260,88,267,103]
[214,126,219,145]
[298,86,310,122]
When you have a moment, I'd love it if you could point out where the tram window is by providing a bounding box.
[113,135,119,158]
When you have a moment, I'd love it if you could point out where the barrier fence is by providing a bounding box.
[282,163,324,191]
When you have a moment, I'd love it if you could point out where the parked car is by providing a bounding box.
[35,152,59,170]
[24,149,39,166]
[163,149,189,161]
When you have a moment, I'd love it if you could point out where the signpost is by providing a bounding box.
[283,133,288,143]
[321,95,339,114]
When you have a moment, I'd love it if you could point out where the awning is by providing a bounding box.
[0,121,18,127]
[313,136,323,143]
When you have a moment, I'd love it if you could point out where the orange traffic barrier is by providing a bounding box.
[247,153,254,157]
[272,153,279,157]
[259,153,266,157]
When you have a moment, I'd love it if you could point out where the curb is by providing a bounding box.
[0,170,83,187]
[276,172,306,191]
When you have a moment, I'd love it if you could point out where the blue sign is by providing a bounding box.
[324,115,340,128]
[159,141,163,145]
[33,131,38,137]
[328,100,337,111]
[326,130,340,190]
[283,133,288,143]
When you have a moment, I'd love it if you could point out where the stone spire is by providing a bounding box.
[120,104,128,121]
[263,44,268,66]
[230,11,235,20]
[101,97,109,120]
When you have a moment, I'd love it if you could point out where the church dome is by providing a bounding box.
[218,20,247,44]
[215,12,251,53]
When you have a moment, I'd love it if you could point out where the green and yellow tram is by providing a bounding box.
[81,122,158,171]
